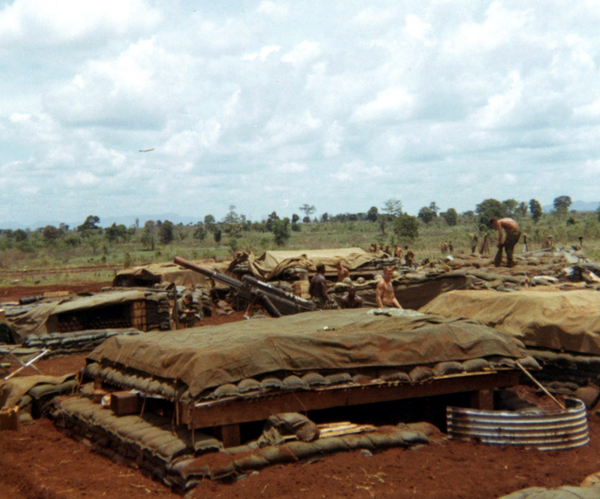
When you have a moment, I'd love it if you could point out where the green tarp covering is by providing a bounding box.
[88,309,525,398]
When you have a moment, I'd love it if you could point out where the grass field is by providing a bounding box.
[1,210,599,285]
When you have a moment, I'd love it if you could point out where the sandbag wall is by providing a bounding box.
[52,396,431,489]
[23,328,141,354]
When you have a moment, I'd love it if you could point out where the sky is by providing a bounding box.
[1,0,600,229]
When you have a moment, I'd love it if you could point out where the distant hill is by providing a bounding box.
[543,200,600,213]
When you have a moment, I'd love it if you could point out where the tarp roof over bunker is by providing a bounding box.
[8,290,149,341]
[242,247,383,280]
[420,289,600,355]
[88,309,526,398]
[113,261,229,288]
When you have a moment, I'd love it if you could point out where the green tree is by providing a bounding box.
[366,206,378,222]
[441,208,458,226]
[159,221,174,244]
[476,198,504,230]
[222,205,240,224]
[515,202,528,218]
[13,229,28,242]
[501,199,519,217]
[214,227,222,245]
[291,214,300,223]
[204,214,215,231]
[393,214,419,241]
[141,221,155,250]
[193,223,206,240]
[529,199,543,224]
[105,223,127,243]
[553,195,572,215]
[266,211,279,232]
[273,217,291,246]
[321,212,329,222]
[382,198,403,218]
[42,225,62,242]
[77,215,101,236]
[299,204,316,220]
[418,206,436,224]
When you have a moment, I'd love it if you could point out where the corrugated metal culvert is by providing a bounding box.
[447,397,589,451]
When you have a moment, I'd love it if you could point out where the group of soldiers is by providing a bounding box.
[368,243,415,268]
[175,215,573,325]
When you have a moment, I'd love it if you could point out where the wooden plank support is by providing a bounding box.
[216,424,241,448]
[180,370,519,430]
[470,388,494,410]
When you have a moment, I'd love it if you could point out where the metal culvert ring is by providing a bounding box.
[447,397,589,451]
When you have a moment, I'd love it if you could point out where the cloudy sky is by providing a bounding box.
[1,0,600,228]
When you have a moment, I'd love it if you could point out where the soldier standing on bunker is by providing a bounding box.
[404,246,414,268]
[376,267,402,309]
[489,217,522,267]
[341,285,363,309]
[176,292,202,328]
[309,263,330,309]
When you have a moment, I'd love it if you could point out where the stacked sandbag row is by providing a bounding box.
[8,377,79,424]
[530,350,600,390]
[51,396,221,489]
[51,396,432,489]
[85,355,540,404]
[144,294,171,330]
[191,288,212,317]
[24,328,141,353]
[173,423,430,486]
[83,362,187,401]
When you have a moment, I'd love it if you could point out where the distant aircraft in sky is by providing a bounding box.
[139,148,155,153]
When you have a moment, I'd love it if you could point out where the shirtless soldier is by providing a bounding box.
[335,260,350,282]
[489,217,521,267]
[376,268,402,308]
[309,263,330,309]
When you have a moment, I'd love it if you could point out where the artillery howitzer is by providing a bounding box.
[173,257,316,317]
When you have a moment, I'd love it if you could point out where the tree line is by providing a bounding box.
[0,194,594,253]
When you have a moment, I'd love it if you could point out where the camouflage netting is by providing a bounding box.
[420,289,600,355]
[51,396,434,489]
[87,309,529,400]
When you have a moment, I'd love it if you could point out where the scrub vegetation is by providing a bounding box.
[1,196,599,284]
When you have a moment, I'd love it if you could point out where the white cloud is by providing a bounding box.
[281,40,321,65]
[330,161,386,182]
[351,87,414,123]
[0,0,160,46]
[257,1,288,18]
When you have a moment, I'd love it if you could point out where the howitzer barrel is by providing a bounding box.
[242,275,315,312]
[173,257,241,288]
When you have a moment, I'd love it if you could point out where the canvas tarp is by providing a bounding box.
[245,248,379,280]
[420,289,600,355]
[9,290,148,341]
[87,308,525,398]
[113,261,230,288]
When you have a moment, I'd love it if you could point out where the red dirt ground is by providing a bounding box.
[2,282,600,499]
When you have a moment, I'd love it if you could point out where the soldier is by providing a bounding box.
[376,268,402,309]
[340,285,363,309]
[335,260,350,282]
[309,263,330,309]
[404,246,414,268]
[176,292,202,328]
[489,217,522,267]
[394,244,404,260]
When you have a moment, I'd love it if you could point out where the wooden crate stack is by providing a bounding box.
[130,301,147,332]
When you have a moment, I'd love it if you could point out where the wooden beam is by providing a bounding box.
[180,370,519,430]
[216,424,241,448]
[470,389,494,410]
